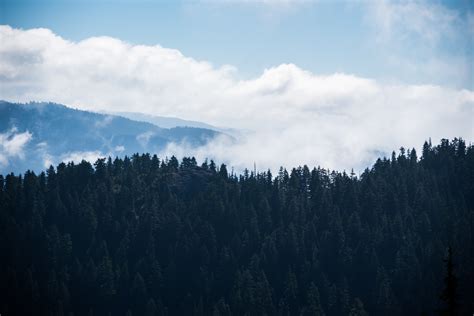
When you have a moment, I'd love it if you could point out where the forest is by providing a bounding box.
[1,138,472,315]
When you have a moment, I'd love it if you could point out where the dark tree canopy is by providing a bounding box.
[0,138,473,315]
[440,247,458,316]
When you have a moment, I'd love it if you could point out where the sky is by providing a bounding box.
[1,0,473,88]
[0,0,473,172]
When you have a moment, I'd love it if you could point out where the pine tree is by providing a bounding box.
[440,247,457,316]
[1,139,473,315]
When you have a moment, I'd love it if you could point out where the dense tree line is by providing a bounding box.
[1,138,473,315]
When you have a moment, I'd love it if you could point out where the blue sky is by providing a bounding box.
[1,0,472,88]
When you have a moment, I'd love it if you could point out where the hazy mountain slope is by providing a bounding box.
[113,111,219,130]
[0,101,220,174]
[113,111,242,137]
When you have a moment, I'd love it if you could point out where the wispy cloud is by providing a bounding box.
[364,0,472,88]
[0,127,33,167]
[60,151,105,164]
[94,115,115,128]
[35,142,55,168]
[0,26,473,172]
[370,0,460,46]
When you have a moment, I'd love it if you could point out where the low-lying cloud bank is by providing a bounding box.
[1,25,473,172]
[0,128,32,167]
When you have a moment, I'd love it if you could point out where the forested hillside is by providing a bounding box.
[1,138,473,315]
[0,101,221,174]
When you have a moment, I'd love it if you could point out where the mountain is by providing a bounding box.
[112,111,220,130]
[0,101,221,174]
[112,111,242,137]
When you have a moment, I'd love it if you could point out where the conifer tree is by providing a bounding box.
[440,247,457,316]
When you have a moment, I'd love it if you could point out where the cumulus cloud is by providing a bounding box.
[0,25,473,172]
[0,128,33,166]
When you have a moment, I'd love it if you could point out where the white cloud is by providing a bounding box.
[0,25,473,172]
[136,131,155,148]
[0,128,33,166]
[36,141,117,168]
[35,142,55,168]
[370,0,460,46]
[60,151,105,164]
[365,0,472,89]
[95,115,114,128]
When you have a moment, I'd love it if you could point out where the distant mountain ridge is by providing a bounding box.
[111,111,220,130]
[111,111,241,137]
[0,101,221,174]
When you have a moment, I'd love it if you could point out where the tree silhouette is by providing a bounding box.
[440,247,457,316]
[0,138,473,315]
